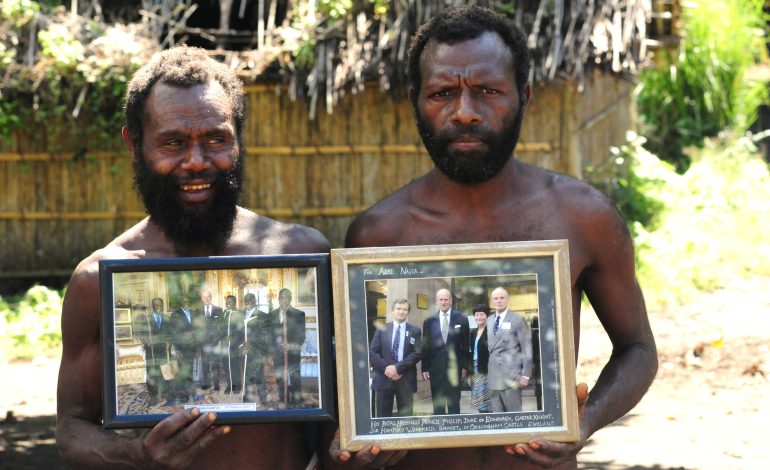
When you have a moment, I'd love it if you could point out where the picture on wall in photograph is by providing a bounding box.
[332,241,578,451]
[100,254,334,428]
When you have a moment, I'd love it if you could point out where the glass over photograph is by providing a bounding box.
[332,241,578,451]
[101,255,333,428]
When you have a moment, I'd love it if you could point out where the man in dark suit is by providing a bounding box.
[133,298,171,404]
[170,295,197,402]
[487,287,533,412]
[199,289,224,391]
[241,292,270,405]
[221,294,244,394]
[369,298,423,417]
[269,288,305,407]
[421,288,469,415]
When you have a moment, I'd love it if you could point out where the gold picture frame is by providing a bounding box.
[331,240,578,451]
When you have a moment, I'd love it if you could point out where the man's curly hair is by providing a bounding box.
[407,5,531,106]
[124,46,245,149]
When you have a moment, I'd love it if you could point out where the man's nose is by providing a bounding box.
[451,90,482,125]
[181,143,211,172]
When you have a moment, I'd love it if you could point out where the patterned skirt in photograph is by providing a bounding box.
[471,360,492,412]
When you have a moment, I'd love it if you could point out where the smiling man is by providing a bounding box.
[56,46,329,469]
[337,5,657,469]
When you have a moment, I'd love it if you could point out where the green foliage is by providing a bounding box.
[0,3,156,152]
[586,132,669,236]
[626,135,770,310]
[635,0,769,171]
[0,285,64,361]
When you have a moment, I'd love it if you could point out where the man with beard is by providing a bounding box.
[56,46,330,469]
[332,5,657,469]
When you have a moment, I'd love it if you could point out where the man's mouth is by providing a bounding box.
[181,183,212,191]
[178,181,214,203]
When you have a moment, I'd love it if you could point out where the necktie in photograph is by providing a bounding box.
[441,314,448,343]
[391,324,401,362]
[494,314,500,334]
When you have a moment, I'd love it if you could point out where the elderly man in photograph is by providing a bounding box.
[420,288,469,415]
[487,287,533,413]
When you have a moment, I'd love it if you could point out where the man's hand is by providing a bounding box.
[384,365,401,381]
[460,368,468,380]
[136,408,230,469]
[504,383,589,467]
[519,376,529,388]
[422,371,430,380]
[328,428,406,469]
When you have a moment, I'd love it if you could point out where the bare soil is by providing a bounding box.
[1,277,768,469]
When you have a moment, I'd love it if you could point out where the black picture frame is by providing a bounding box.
[99,254,334,429]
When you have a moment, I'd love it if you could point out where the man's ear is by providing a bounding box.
[522,83,532,110]
[122,127,138,163]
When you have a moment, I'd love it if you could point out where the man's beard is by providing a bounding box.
[416,101,525,184]
[133,151,243,255]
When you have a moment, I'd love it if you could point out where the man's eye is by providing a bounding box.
[480,88,498,95]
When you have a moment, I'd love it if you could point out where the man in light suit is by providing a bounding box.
[487,287,533,412]
[269,288,305,406]
[369,298,423,417]
[199,289,224,391]
[421,288,469,415]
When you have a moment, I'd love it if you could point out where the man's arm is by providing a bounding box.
[56,257,228,468]
[510,200,657,466]
[420,318,432,379]
[577,210,657,437]
[368,329,388,372]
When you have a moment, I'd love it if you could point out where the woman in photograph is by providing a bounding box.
[469,303,493,413]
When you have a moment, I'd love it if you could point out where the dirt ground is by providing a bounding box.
[1,277,768,469]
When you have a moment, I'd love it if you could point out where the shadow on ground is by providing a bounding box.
[0,414,67,469]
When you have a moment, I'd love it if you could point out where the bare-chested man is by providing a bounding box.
[332,5,657,469]
[56,46,329,469]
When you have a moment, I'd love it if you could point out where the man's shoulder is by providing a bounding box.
[529,166,618,218]
[233,207,330,254]
[345,180,421,247]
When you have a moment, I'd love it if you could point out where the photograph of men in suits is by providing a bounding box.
[421,289,469,415]
[241,292,270,405]
[133,298,171,404]
[369,298,423,417]
[199,289,223,391]
[487,287,533,412]
[269,288,305,406]
[222,294,244,394]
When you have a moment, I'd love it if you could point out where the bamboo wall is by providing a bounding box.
[0,69,634,282]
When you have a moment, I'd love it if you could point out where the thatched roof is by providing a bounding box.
[202,0,653,116]
[1,0,654,118]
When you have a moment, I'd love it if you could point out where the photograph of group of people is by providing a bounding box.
[366,275,542,419]
[111,267,321,416]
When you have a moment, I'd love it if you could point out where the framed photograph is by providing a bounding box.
[115,308,131,324]
[331,241,578,451]
[99,254,334,429]
[416,293,429,310]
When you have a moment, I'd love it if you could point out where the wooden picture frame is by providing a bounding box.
[331,241,578,451]
[99,254,334,429]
